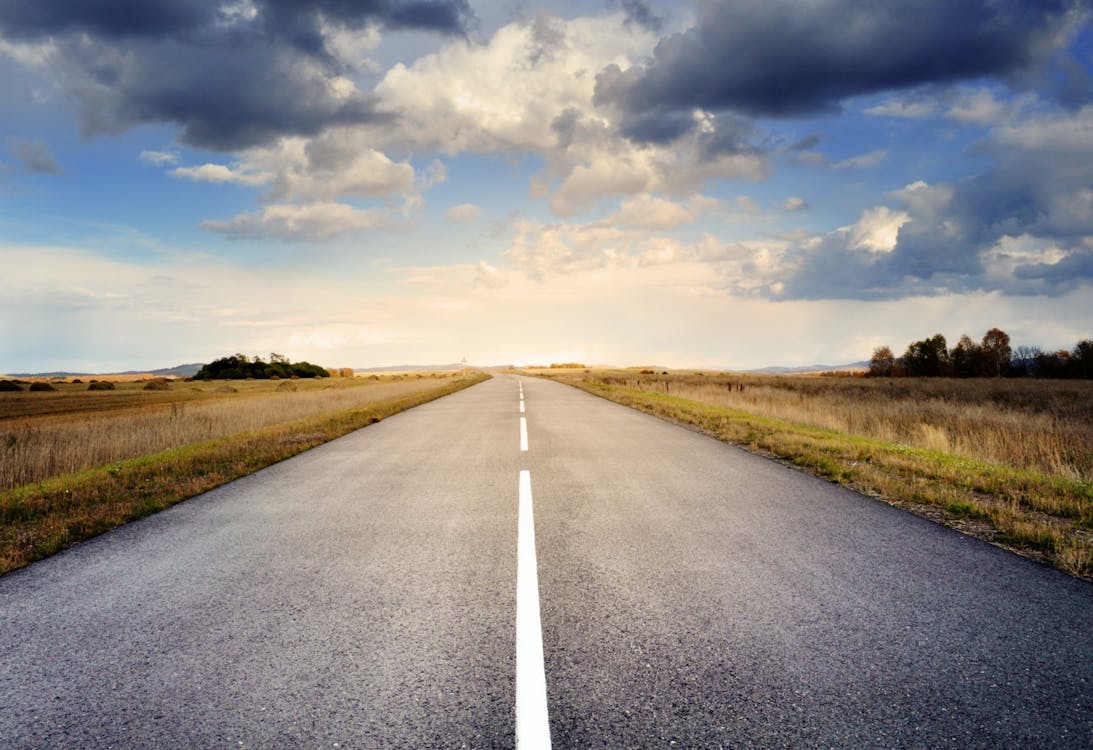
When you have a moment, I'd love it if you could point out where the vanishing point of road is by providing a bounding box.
[1,375,1090,748]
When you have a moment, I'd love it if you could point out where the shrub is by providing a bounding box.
[193,354,330,380]
[0,380,23,392]
[88,381,116,391]
[28,382,56,392]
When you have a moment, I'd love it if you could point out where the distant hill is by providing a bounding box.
[5,363,204,378]
[744,361,869,374]
[141,363,204,377]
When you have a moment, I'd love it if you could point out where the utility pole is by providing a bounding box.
[461,356,467,378]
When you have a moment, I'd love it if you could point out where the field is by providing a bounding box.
[529,368,1093,579]
[0,372,487,574]
[1,374,465,490]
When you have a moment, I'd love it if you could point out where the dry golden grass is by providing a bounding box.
[536,369,1093,579]
[0,373,488,574]
[581,372,1093,480]
[0,375,464,491]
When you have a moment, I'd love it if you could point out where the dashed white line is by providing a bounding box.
[520,399,525,413]
[516,470,551,749]
[520,416,528,452]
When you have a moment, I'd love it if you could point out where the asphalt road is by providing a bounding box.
[1,375,1091,748]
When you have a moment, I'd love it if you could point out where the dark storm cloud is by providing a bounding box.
[0,0,473,150]
[596,0,1081,133]
[0,0,472,40]
[619,0,663,32]
[0,0,213,40]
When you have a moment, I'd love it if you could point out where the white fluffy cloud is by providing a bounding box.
[166,130,420,239]
[845,206,911,253]
[608,194,717,230]
[371,12,765,216]
[235,132,417,202]
[374,13,658,154]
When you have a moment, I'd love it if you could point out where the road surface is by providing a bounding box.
[1,375,1090,748]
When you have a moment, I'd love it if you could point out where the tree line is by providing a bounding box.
[192,353,330,380]
[869,329,1092,378]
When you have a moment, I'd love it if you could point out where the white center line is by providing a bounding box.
[520,399,525,413]
[516,470,551,749]
[520,416,528,451]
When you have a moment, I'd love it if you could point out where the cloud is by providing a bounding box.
[373,13,763,213]
[0,0,474,150]
[373,13,658,154]
[618,0,663,32]
[170,163,269,187]
[239,132,417,202]
[607,193,716,230]
[782,196,808,212]
[492,101,1092,303]
[595,0,1080,140]
[418,159,447,189]
[792,147,888,170]
[473,260,508,289]
[833,149,888,170]
[10,138,61,173]
[0,0,473,43]
[367,12,772,216]
[139,149,179,166]
[200,201,387,240]
[864,98,940,119]
[444,203,481,222]
[775,106,1093,299]
[503,218,641,279]
[5,241,1090,374]
[865,85,1037,125]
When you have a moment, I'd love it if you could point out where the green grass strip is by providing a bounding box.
[0,375,489,576]
[563,379,1093,580]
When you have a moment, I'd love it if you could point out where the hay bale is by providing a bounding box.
[71,378,84,384]
[29,382,56,392]
[0,380,24,392]
[276,381,297,392]
[215,384,237,393]
[88,380,116,391]
[143,378,170,391]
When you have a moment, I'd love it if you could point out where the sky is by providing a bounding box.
[1,0,1091,373]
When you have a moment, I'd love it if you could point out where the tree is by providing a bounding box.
[1072,339,1093,379]
[980,327,1011,377]
[949,334,982,378]
[868,345,895,377]
[902,334,948,377]
[1010,345,1042,377]
[1035,350,1071,378]
[193,354,329,380]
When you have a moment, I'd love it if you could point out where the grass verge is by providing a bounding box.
[0,375,488,576]
[548,377,1093,581]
